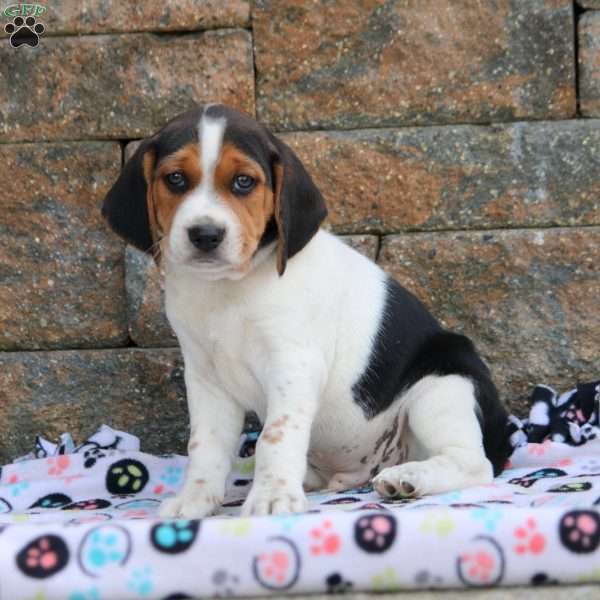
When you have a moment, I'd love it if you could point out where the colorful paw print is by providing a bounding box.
[559,510,600,554]
[7,474,29,497]
[159,465,184,487]
[309,519,341,555]
[150,520,200,554]
[420,511,455,538]
[105,459,149,495]
[325,572,353,593]
[219,519,252,537]
[252,536,300,590]
[127,565,153,598]
[212,568,241,596]
[371,566,400,591]
[47,455,70,476]
[78,525,132,577]
[457,535,505,586]
[16,535,70,579]
[514,517,546,555]
[355,514,397,553]
[470,507,502,533]
[527,440,552,456]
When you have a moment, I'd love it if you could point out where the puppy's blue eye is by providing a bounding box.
[232,174,256,195]
[165,171,187,191]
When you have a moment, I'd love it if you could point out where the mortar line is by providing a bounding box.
[3,116,600,146]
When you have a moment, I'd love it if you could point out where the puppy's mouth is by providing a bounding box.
[175,254,246,281]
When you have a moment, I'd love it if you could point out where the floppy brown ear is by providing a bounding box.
[270,137,328,275]
[101,139,158,255]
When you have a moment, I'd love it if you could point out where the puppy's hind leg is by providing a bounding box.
[373,374,493,499]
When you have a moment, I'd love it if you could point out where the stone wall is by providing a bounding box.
[1,1,598,462]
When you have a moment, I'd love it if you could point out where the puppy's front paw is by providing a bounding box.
[158,490,222,519]
[372,462,429,499]
[241,483,308,516]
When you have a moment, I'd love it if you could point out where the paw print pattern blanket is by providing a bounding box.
[1,383,600,599]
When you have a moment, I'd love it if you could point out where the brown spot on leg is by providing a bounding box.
[195,479,206,485]
[260,415,291,444]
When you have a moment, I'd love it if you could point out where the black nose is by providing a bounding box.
[187,225,225,252]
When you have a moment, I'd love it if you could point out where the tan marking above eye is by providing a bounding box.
[151,143,202,239]
[213,143,275,268]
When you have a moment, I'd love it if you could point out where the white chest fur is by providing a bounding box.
[164,231,405,483]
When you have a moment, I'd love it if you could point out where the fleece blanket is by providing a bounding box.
[1,383,600,599]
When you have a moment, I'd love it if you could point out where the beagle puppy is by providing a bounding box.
[103,104,511,517]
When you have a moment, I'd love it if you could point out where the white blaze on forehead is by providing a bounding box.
[198,112,226,189]
[168,110,241,269]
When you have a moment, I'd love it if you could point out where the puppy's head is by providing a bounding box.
[102,105,327,278]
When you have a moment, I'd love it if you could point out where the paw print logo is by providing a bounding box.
[325,572,353,593]
[457,535,505,587]
[127,565,153,598]
[559,509,600,554]
[252,536,301,590]
[159,465,184,487]
[527,440,552,456]
[47,456,70,477]
[371,566,400,591]
[16,534,70,578]
[77,525,132,577]
[309,519,341,555]
[7,473,29,497]
[414,569,444,587]
[150,520,200,554]
[354,513,397,553]
[514,517,546,555]
[4,16,45,48]
[420,511,455,538]
[470,507,503,533]
[82,446,107,469]
[105,459,149,495]
[212,569,241,596]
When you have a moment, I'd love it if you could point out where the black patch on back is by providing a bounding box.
[352,276,511,477]
[352,277,439,419]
